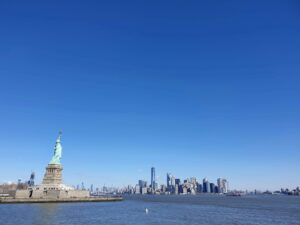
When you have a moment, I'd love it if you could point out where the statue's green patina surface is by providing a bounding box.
[49,132,62,165]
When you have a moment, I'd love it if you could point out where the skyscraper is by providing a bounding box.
[197,183,203,193]
[203,178,210,193]
[210,183,215,193]
[167,173,171,189]
[217,178,229,193]
[171,176,176,187]
[151,167,156,191]
[138,180,147,188]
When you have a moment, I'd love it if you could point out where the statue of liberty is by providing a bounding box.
[49,131,62,165]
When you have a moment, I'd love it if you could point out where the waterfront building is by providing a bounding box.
[141,187,147,194]
[135,185,141,194]
[197,183,203,193]
[210,183,215,193]
[203,178,210,193]
[154,182,158,191]
[167,173,171,188]
[175,179,181,186]
[175,184,179,195]
[166,173,177,193]
[171,176,176,187]
[217,178,229,193]
[224,180,229,193]
[214,186,219,193]
[127,185,134,194]
[138,180,147,188]
[203,178,207,192]
[190,188,196,195]
[190,177,197,185]
[151,167,156,191]
[206,183,211,193]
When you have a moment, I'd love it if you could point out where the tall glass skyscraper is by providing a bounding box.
[151,167,156,191]
[167,173,171,189]
[203,178,210,193]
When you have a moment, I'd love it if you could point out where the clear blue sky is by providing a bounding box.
[0,1,299,191]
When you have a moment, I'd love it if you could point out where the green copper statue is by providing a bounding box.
[49,132,62,165]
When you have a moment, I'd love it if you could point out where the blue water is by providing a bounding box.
[0,195,299,225]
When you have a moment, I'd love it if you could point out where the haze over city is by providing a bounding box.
[0,1,299,191]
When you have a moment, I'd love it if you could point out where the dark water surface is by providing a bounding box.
[0,195,299,225]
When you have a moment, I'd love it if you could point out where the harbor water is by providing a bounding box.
[0,195,299,225]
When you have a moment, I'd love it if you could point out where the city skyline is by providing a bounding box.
[0,1,300,191]
[130,167,229,195]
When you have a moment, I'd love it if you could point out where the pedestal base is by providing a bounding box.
[42,164,63,185]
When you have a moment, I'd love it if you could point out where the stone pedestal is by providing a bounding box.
[42,164,63,185]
